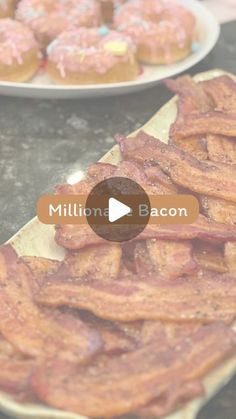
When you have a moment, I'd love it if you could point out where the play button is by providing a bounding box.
[86,177,150,242]
[108,198,132,223]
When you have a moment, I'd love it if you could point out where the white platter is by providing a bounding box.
[0,68,235,419]
[0,0,220,98]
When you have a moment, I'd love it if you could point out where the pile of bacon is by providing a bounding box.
[0,74,236,419]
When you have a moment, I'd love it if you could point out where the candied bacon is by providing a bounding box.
[165,75,211,159]
[193,241,228,274]
[165,76,212,114]
[117,132,236,203]
[55,213,236,251]
[36,271,236,323]
[31,324,236,418]
[146,239,197,279]
[207,134,236,164]
[132,240,197,280]
[137,380,204,418]
[170,112,236,140]
[225,242,236,273]
[0,245,102,362]
[58,244,122,281]
[201,75,236,113]
[200,196,236,225]
[0,337,35,399]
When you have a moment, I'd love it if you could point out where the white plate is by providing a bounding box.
[0,0,220,98]
[0,69,235,419]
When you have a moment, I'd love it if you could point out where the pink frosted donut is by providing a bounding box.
[0,18,40,82]
[15,0,102,46]
[114,0,196,64]
[0,0,14,18]
[46,27,139,84]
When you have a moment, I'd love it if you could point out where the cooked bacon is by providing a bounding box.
[133,240,197,280]
[172,136,208,160]
[31,324,236,417]
[165,76,212,114]
[134,241,153,276]
[55,213,236,251]
[117,132,236,202]
[201,75,236,112]
[0,357,35,399]
[36,271,236,323]
[55,216,236,251]
[225,242,236,273]
[114,160,175,195]
[86,162,117,181]
[207,134,236,164]
[0,245,102,362]
[146,239,197,279]
[79,312,136,355]
[138,380,204,418]
[144,164,178,193]
[200,196,236,225]
[165,76,211,160]
[170,112,236,140]
[22,256,61,277]
[140,321,201,347]
[193,241,228,274]
[0,337,35,399]
[58,244,122,281]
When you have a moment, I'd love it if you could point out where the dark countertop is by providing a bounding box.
[0,20,235,419]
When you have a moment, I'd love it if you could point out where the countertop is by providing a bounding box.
[0,20,235,419]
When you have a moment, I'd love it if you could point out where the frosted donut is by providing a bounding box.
[0,0,14,18]
[114,0,196,64]
[46,27,139,84]
[15,0,102,47]
[0,19,40,82]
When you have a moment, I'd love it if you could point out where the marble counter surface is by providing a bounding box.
[0,21,235,419]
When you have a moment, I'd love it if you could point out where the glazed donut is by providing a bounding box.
[15,0,102,47]
[0,19,40,82]
[0,0,14,18]
[114,0,196,64]
[46,27,139,84]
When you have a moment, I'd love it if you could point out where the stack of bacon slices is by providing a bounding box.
[0,74,236,418]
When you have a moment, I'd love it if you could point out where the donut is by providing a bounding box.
[46,27,139,84]
[114,0,196,64]
[0,0,14,18]
[15,0,102,47]
[0,19,40,82]
[99,0,126,23]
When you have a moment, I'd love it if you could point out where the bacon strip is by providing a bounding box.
[59,244,122,281]
[225,242,236,273]
[0,338,35,399]
[133,240,197,279]
[165,75,211,159]
[55,213,236,250]
[146,239,197,279]
[200,196,236,225]
[138,380,204,418]
[36,272,236,323]
[170,112,236,140]
[201,75,236,112]
[31,324,236,417]
[165,75,212,114]
[207,134,236,164]
[117,132,236,202]
[194,242,228,274]
[0,245,102,362]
